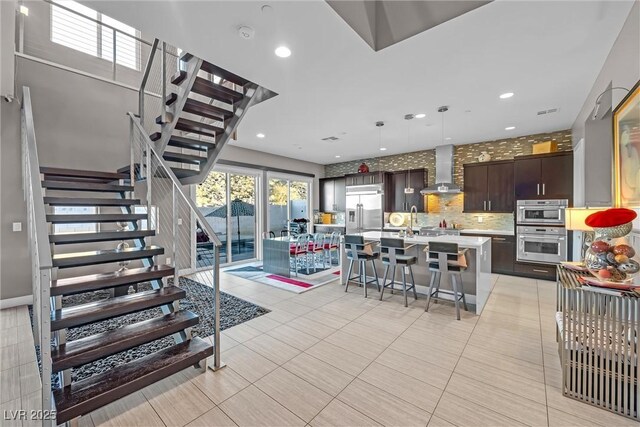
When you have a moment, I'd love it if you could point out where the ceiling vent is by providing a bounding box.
[537,108,559,116]
[321,136,339,141]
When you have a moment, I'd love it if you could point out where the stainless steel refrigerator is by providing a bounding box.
[345,185,384,233]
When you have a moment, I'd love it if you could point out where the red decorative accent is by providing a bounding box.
[265,275,314,288]
[585,208,637,228]
[358,163,369,173]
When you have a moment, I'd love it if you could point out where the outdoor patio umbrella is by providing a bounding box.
[206,199,255,254]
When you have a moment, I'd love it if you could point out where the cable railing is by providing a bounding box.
[21,86,54,424]
[16,0,177,91]
[128,112,224,369]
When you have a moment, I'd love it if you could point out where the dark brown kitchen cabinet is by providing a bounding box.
[460,233,515,274]
[319,177,346,212]
[386,169,428,212]
[491,236,515,274]
[344,172,385,186]
[463,160,514,213]
[514,151,573,200]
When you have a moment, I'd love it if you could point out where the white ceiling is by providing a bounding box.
[86,0,635,165]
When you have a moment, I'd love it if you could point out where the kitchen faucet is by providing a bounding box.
[410,205,418,227]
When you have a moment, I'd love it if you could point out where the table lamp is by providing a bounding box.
[565,207,607,260]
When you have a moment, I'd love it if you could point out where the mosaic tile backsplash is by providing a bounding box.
[325,129,572,232]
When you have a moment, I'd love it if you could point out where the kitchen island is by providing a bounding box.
[341,231,493,314]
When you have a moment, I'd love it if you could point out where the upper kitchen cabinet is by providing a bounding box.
[387,169,428,212]
[514,151,573,201]
[463,160,514,213]
[319,177,346,212]
[344,172,386,186]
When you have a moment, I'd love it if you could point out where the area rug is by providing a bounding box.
[224,262,341,293]
[33,276,269,386]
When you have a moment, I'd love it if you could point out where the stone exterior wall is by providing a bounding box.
[324,129,572,231]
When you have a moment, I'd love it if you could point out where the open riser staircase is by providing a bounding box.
[21,39,273,426]
[41,167,212,425]
[140,41,277,185]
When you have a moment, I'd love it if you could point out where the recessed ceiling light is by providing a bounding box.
[256,133,266,138]
[275,46,291,58]
[500,92,514,99]
[380,148,387,151]
[415,113,426,119]
[335,155,341,158]
[505,126,516,130]
[445,137,452,140]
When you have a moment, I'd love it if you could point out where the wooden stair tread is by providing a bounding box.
[51,265,174,296]
[53,337,212,424]
[50,230,155,245]
[51,285,184,331]
[52,310,199,372]
[191,77,244,104]
[163,151,206,165]
[42,180,133,193]
[44,197,141,207]
[40,167,127,181]
[52,246,163,269]
[173,117,224,139]
[199,59,250,87]
[155,134,216,152]
[171,168,200,179]
[46,213,146,223]
[182,97,234,122]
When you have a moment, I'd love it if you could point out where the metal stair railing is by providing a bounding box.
[128,112,224,370]
[21,86,55,425]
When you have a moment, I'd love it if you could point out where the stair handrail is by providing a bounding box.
[138,37,160,126]
[128,112,222,247]
[21,86,54,420]
[128,111,224,369]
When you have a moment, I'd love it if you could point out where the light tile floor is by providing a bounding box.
[1,272,637,427]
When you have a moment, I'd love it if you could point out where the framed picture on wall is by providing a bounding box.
[613,80,640,208]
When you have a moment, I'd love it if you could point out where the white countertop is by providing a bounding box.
[460,228,515,236]
[313,223,345,228]
[383,225,421,231]
[358,231,491,248]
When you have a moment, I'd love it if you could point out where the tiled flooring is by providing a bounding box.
[1,272,638,426]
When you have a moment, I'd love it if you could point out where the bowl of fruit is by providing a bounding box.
[583,208,639,285]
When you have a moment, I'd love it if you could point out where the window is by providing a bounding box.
[53,206,97,234]
[50,0,140,70]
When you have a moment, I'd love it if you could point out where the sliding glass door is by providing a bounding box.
[196,170,258,266]
[267,176,311,235]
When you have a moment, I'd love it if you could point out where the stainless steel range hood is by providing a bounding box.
[420,145,462,194]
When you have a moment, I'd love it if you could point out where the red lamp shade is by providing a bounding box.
[585,208,637,228]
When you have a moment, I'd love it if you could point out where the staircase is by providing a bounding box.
[20,38,271,426]
[141,42,276,185]
[40,166,212,425]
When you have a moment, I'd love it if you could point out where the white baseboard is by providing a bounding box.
[0,295,33,309]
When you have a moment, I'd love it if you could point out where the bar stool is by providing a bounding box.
[344,235,380,297]
[309,233,326,272]
[379,237,418,307]
[425,242,468,320]
[262,231,276,239]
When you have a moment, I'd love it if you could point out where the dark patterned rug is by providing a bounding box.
[33,277,269,387]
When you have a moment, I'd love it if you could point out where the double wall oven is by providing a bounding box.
[516,199,568,265]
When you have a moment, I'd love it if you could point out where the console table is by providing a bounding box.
[556,266,639,421]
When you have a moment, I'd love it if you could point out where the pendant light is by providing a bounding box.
[376,121,384,177]
[404,114,415,195]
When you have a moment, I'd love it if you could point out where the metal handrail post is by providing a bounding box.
[160,41,167,124]
[138,38,160,126]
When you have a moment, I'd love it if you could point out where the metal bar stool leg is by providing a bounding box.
[451,273,461,321]
[380,264,389,301]
[372,260,380,292]
[345,259,354,292]
[409,265,418,300]
[390,265,396,294]
[425,272,437,312]
[363,262,368,298]
[401,268,408,307]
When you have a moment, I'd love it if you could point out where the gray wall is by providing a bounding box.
[0,55,323,301]
[571,2,640,207]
